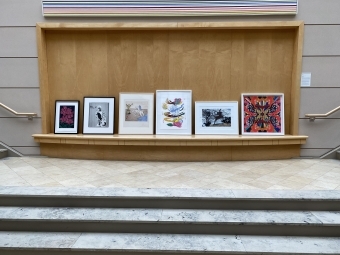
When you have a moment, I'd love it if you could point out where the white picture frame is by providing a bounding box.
[83,97,115,135]
[195,101,239,135]
[54,100,80,134]
[156,90,192,135]
[119,92,154,134]
[241,93,284,136]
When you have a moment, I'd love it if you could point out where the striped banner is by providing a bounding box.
[42,1,298,17]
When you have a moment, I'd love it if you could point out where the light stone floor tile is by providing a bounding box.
[277,180,308,190]
[171,179,212,189]
[246,180,274,189]
[300,185,327,190]
[58,178,93,187]
[21,175,56,186]
[36,181,64,187]
[308,164,337,171]
[48,173,80,182]
[230,164,256,171]
[285,176,315,185]
[316,174,340,184]
[235,171,264,179]
[309,180,339,190]
[267,185,292,190]
[227,175,253,184]
[296,171,326,179]
[248,167,275,175]
[210,170,237,178]
[1,157,340,190]
[199,183,229,189]
[101,183,128,188]
[255,175,288,185]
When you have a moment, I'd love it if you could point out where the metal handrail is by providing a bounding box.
[305,105,340,122]
[0,102,37,120]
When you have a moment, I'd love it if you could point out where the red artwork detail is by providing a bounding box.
[243,95,282,133]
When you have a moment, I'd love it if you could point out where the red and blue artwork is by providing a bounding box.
[243,95,283,134]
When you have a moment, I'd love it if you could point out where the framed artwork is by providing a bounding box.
[119,92,154,134]
[156,90,192,135]
[241,93,284,135]
[54,100,80,134]
[195,101,238,135]
[83,97,115,134]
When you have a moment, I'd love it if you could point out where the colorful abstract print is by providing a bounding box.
[162,98,184,128]
[243,95,282,133]
[59,106,75,128]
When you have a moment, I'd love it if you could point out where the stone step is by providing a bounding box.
[0,149,7,159]
[1,187,340,210]
[0,207,339,236]
[0,232,339,255]
[336,151,340,160]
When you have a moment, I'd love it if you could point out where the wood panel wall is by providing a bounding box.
[44,28,296,135]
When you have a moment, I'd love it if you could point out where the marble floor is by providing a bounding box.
[1,157,340,190]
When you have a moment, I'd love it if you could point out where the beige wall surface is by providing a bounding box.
[0,0,339,157]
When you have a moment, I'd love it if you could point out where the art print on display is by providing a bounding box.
[54,100,80,134]
[241,93,284,135]
[83,97,115,134]
[119,93,154,134]
[156,90,192,135]
[195,101,239,135]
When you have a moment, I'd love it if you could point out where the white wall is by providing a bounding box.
[0,0,339,157]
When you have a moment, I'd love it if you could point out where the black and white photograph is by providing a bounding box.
[83,97,115,134]
[201,108,231,127]
[88,103,109,128]
[195,101,239,135]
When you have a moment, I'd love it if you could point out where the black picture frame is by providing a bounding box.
[82,97,115,135]
[54,100,80,134]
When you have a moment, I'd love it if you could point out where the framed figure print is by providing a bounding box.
[54,100,80,134]
[83,97,115,135]
[156,90,192,135]
[195,101,238,135]
[119,92,154,134]
[242,93,284,135]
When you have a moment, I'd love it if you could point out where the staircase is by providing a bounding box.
[0,149,8,159]
[0,187,340,255]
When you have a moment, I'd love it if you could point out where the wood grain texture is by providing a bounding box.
[40,143,300,161]
[32,134,308,146]
[42,26,299,134]
[290,23,304,135]
[36,25,50,133]
[231,145,300,161]
[40,144,233,161]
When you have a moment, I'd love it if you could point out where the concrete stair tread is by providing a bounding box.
[1,207,340,225]
[1,186,340,200]
[1,232,340,254]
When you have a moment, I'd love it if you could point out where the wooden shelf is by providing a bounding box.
[33,134,307,146]
[35,21,306,161]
